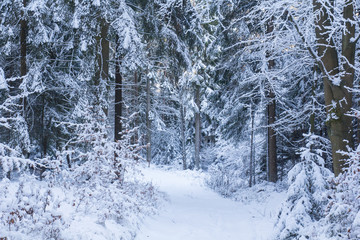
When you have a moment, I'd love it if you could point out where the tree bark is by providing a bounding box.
[114,47,122,142]
[20,0,27,118]
[194,85,201,170]
[95,20,109,84]
[249,103,255,187]
[267,87,277,182]
[133,72,140,146]
[180,104,187,170]
[95,18,109,116]
[313,0,355,176]
[266,19,277,183]
[310,69,317,134]
[146,77,152,166]
[20,0,30,159]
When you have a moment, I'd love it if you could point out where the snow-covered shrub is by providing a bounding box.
[0,175,66,239]
[207,141,249,196]
[0,74,31,177]
[273,159,332,240]
[0,95,161,239]
[151,128,181,166]
[0,171,159,240]
[323,145,360,239]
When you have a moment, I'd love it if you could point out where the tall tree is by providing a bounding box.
[114,42,122,142]
[95,17,110,116]
[194,84,201,169]
[312,0,356,176]
[146,75,152,166]
[242,0,358,177]
[20,0,27,120]
[266,18,278,183]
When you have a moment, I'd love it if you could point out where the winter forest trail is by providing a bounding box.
[135,166,284,240]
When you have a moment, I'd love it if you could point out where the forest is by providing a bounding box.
[0,0,360,239]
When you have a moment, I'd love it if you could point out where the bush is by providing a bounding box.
[273,160,332,240]
[323,145,360,239]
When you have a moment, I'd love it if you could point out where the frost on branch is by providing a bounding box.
[273,159,332,240]
[324,145,360,240]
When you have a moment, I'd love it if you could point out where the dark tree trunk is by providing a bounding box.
[133,72,140,145]
[114,49,122,142]
[194,85,201,170]
[310,69,317,134]
[66,146,71,169]
[95,19,109,116]
[249,103,255,187]
[266,19,277,183]
[98,20,109,83]
[146,77,151,166]
[180,104,187,170]
[20,0,30,159]
[20,0,27,117]
[267,87,277,183]
[313,0,355,176]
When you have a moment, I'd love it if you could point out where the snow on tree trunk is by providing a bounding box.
[20,0,27,120]
[194,84,201,170]
[313,0,355,176]
[114,42,122,142]
[266,18,278,183]
[249,103,255,187]
[146,76,152,166]
[180,104,187,170]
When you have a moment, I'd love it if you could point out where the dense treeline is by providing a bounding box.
[1,0,360,238]
[1,0,360,187]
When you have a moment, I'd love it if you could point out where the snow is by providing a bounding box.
[93,0,100,6]
[0,68,6,90]
[0,167,159,240]
[135,165,285,240]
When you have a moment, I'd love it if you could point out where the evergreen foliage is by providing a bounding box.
[274,159,332,240]
[0,0,360,238]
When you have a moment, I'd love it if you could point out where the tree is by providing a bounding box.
[266,18,278,183]
[312,0,356,176]
[20,0,27,122]
[240,0,359,177]
[274,159,332,239]
[114,39,123,142]
[324,145,360,239]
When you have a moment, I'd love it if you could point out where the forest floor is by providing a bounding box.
[135,165,286,240]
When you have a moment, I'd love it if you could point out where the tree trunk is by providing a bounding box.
[65,146,71,169]
[98,20,109,83]
[310,69,317,134]
[132,72,140,161]
[146,77,151,166]
[40,95,47,180]
[95,18,109,115]
[313,0,355,176]
[20,0,29,159]
[267,87,277,182]
[249,103,255,187]
[180,104,187,170]
[194,85,201,170]
[20,0,27,118]
[114,46,122,142]
[266,19,277,183]
[133,72,140,144]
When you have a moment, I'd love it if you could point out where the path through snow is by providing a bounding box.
[135,166,285,240]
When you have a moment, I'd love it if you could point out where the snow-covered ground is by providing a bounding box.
[135,165,285,240]
[0,167,159,240]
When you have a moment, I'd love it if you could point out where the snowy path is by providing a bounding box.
[135,166,284,240]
